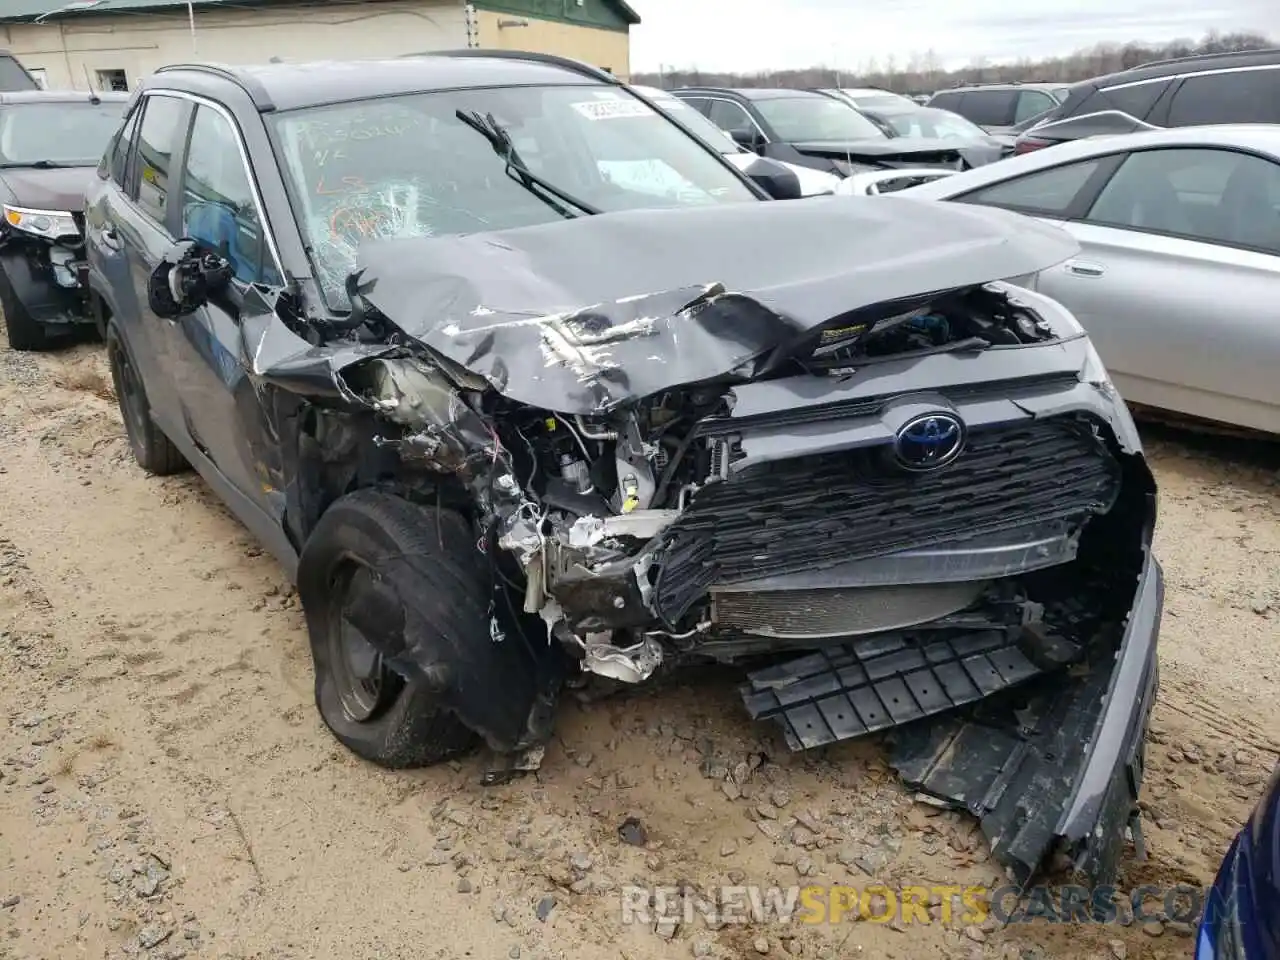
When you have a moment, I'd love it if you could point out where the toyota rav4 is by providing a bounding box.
[85,52,1163,886]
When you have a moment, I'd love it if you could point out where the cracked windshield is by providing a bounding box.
[270,85,756,307]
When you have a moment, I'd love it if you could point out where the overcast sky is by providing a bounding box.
[628,0,1280,73]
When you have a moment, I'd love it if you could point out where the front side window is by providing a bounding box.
[751,96,885,141]
[181,105,279,285]
[0,100,126,168]
[268,84,759,308]
[960,158,1105,216]
[134,94,186,225]
[1085,147,1280,252]
[959,90,1016,126]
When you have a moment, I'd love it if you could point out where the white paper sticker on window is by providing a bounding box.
[571,99,652,121]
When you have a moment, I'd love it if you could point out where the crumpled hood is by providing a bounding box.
[355,195,1080,415]
[0,165,97,212]
[788,137,1003,170]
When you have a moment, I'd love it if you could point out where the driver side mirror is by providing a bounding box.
[147,240,234,319]
[740,156,803,201]
[729,127,763,152]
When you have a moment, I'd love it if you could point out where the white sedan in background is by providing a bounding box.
[837,125,1280,435]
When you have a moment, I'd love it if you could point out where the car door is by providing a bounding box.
[160,101,285,513]
[87,91,192,443]
[1035,146,1280,432]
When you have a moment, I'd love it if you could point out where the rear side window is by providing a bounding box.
[105,104,142,187]
[959,158,1105,216]
[133,94,186,225]
[1100,79,1170,120]
[1166,69,1280,125]
[960,90,1016,126]
[928,91,963,110]
[1014,90,1056,123]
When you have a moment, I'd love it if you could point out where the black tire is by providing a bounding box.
[105,324,189,475]
[297,489,484,768]
[0,261,50,352]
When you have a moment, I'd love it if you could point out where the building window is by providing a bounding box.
[95,68,128,92]
[28,67,48,89]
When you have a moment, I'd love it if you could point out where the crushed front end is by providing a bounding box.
[301,198,1161,884]
[0,204,93,332]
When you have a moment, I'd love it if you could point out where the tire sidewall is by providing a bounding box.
[298,494,481,767]
[105,324,153,468]
[0,258,46,351]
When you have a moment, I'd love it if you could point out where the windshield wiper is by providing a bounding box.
[454,109,600,218]
[0,159,68,169]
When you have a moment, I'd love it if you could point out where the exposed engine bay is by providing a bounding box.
[343,280,1098,692]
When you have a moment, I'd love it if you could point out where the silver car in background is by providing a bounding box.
[837,125,1280,435]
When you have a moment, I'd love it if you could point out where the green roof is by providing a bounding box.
[0,0,639,25]
[0,0,250,22]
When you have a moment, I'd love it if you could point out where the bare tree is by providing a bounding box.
[635,29,1273,95]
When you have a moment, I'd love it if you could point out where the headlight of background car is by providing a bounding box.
[3,204,79,240]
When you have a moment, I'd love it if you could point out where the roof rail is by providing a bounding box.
[1124,46,1280,71]
[410,48,620,84]
[153,61,277,111]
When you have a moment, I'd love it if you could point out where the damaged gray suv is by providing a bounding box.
[84,52,1164,885]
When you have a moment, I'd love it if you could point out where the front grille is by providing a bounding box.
[711,581,986,639]
[653,417,1121,624]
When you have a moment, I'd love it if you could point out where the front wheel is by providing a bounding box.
[297,490,485,768]
[0,260,49,352]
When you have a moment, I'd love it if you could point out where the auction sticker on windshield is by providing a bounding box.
[571,100,651,121]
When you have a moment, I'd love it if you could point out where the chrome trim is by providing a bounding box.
[135,88,286,281]
[1103,61,1280,92]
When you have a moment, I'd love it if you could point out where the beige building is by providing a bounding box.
[0,0,637,91]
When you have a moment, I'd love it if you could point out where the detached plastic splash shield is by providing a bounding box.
[740,628,1044,749]
[741,554,1163,884]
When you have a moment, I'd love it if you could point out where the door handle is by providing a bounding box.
[1065,259,1105,278]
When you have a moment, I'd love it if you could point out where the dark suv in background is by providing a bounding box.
[925,82,1072,135]
[673,86,1004,172]
[0,90,128,349]
[1015,48,1280,153]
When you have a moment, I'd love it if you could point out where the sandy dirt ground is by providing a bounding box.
[0,336,1277,960]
